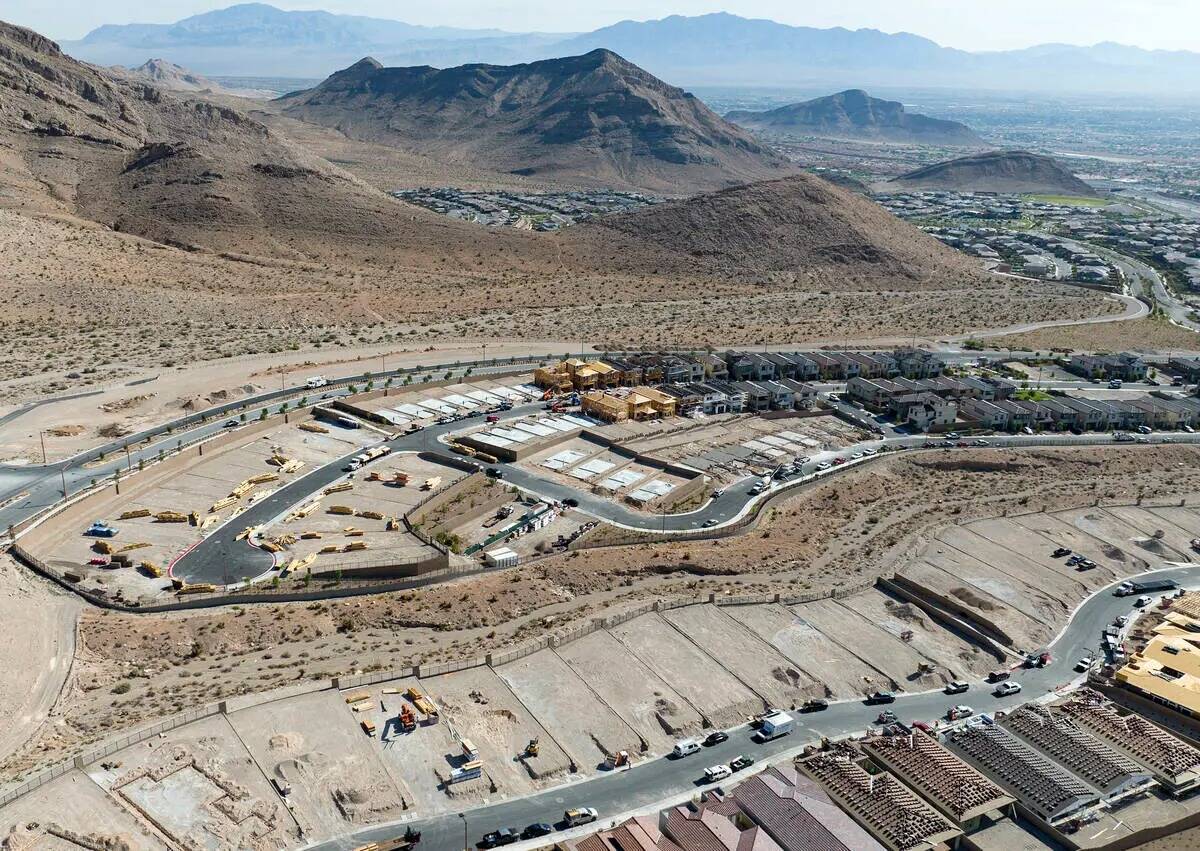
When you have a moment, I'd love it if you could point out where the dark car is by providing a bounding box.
[1052,547,1072,558]
[486,468,504,479]
[729,755,755,772]
[478,829,518,848]
[223,419,238,428]
[799,698,829,713]
[562,497,579,508]
[521,823,554,840]
[703,731,728,747]
[864,691,896,705]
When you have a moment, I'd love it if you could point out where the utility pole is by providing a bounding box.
[60,467,68,498]
[38,430,46,465]
[459,813,468,851]
[125,444,132,471]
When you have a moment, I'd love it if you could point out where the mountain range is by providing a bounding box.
[60,5,1200,95]
[726,89,984,147]
[277,50,793,194]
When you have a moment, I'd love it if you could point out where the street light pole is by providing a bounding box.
[459,812,468,851]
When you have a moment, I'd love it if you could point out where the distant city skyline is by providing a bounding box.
[11,0,1200,53]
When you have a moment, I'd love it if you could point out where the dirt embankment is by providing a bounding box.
[6,444,1200,776]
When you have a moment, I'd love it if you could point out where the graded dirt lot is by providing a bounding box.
[724,602,893,700]
[426,666,572,793]
[661,604,819,708]
[496,648,642,769]
[228,689,407,839]
[609,612,762,727]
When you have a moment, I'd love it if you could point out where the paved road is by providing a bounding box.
[304,563,1200,851]
[0,360,542,540]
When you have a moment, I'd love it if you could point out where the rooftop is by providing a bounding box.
[800,748,961,851]
[1000,704,1153,796]
[943,720,1097,824]
[860,732,1014,824]
[1057,689,1200,791]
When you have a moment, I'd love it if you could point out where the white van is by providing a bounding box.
[672,739,701,758]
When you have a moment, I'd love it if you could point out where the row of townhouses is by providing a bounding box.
[536,348,946,394]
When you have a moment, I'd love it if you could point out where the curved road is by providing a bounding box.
[304,562,1200,851]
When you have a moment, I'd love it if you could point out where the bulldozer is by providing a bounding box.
[523,737,540,758]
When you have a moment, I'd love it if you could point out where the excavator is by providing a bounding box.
[523,737,540,758]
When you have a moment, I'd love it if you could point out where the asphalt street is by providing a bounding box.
[303,563,1200,851]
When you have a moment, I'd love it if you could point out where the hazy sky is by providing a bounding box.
[14,0,1200,50]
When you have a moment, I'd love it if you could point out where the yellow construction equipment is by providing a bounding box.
[356,509,385,521]
[117,542,150,552]
[328,505,354,515]
[247,473,278,485]
[300,531,322,540]
[344,541,368,552]
[298,421,328,434]
[324,482,353,495]
[139,561,163,578]
[93,540,115,555]
[524,738,540,758]
[210,495,238,513]
[118,508,151,520]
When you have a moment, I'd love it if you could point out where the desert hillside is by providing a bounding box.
[890,149,1098,196]
[277,49,796,194]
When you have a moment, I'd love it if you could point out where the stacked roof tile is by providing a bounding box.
[1002,704,1152,795]
[861,732,1014,824]
[800,750,961,851]
[1058,689,1200,791]
[944,721,1097,823]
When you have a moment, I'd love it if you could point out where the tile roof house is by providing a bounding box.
[800,749,962,851]
[944,720,1099,825]
[730,764,885,851]
[1056,689,1200,795]
[861,731,1015,829]
[1001,704,1155,800]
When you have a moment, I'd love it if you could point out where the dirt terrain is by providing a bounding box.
[987,316,1200,354]
[7,442,1200,778]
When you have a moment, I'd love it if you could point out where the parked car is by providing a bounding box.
[816,461,832,471]
[486,468,504,479]
[521,824,554,840]
[729,755,755,772]
[1135,595,1153,607]
[1052,547,1072,558]
[712,488,725,498]
[563,808,598,828]
[947,705,974,720]
[562,497,579,508]
[875,710,898,725]
[864,691,896,705]
[944,681,970,695]
[799,698,829,712]
[478,829,518,848]
[994,681,1022,697]
[944,432,961,440]
[986,670,1011,683]
[703,731,729,747]
[703,764,732,783]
